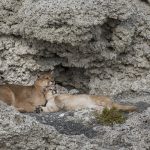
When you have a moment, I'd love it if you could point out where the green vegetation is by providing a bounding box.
[94,107,126,126]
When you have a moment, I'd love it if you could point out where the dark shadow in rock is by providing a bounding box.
[27,112,97,138]
[54,65,90,93]
[134,101,150,113]
[140,0,150,5]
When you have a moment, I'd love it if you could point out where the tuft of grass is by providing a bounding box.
[94,107,126,126]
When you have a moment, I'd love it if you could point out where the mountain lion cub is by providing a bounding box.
[40,90,137,112]
[0,72,53,112]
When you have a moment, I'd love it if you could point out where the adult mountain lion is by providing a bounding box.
[0,72,53,112]
[41,90,137,113]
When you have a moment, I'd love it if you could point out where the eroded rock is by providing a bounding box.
[0,0,150,95]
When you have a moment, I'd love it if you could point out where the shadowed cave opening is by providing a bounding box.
[54,65,90,93]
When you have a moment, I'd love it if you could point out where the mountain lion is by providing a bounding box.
[0,72,53,112]
[40,90,137,112]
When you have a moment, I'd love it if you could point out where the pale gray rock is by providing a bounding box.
[0,0,150,149]
[0,0,150,96]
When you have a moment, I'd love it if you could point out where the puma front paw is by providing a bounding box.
[35,106,43,113]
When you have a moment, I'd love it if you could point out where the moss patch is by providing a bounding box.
[94,107,126,126]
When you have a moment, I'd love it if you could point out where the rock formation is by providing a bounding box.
[0,0,150,149]
[0,0,150,95]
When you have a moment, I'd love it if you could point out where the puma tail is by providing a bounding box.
[112,103,137,112]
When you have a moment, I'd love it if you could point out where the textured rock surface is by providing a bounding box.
[0,0,150,95]
[0,97,150,150]
[0,0,150,149]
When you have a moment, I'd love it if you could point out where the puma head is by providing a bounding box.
[35,71,54,88]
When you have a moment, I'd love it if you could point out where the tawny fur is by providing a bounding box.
[0,73,53,112]
[41,91,137,113]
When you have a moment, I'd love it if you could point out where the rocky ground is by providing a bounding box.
[0,92,149,150]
